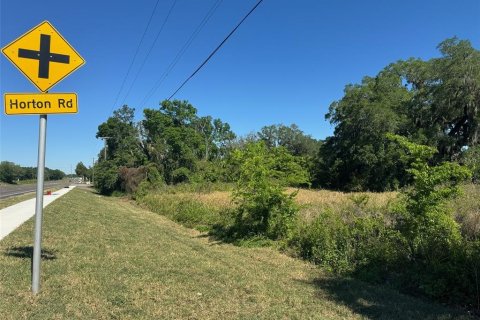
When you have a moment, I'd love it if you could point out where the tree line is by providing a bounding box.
[90,37,478,194]
[0,161,65,183]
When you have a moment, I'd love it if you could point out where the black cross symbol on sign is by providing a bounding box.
[18,34,70,79]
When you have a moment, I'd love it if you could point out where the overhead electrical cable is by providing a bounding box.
[120,0,178,106]
[167,0,264,101]
[110,0,160,111]
[139,0,223,107]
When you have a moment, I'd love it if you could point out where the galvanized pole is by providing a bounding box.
[32,114,47,294]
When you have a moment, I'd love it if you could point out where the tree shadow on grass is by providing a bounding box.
[4,246,57,260]
[298,276,471,320]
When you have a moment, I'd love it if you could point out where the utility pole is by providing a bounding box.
[98,137,111,161]
[92,157,95,185]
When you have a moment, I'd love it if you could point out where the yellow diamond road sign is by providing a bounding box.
[2,21,85,92]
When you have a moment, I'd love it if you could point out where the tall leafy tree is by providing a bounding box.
[193,116,236,160]
[196,116,214,160]
[96,105,146,167]
[142,100,204,183]
[316,38,479,191]
[75,162,88,178]
[212,118,236,158]
[403,38,480,160]
[258,124,319,157]
[317,67,412,191]
[49,169,66,180]
[0,161,24,183]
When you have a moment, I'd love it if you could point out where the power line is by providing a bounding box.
[139,0,223,107]
[167,0,264,101]
[120,0,178,106]
[110,0,160,111]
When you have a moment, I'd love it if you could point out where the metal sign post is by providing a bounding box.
[32,114,47,294]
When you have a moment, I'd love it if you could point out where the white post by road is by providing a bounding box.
[32,114,47,294]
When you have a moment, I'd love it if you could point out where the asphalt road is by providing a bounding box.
[0,181,68,200]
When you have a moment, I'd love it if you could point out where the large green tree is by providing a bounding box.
[316,37,479,191]
[403,38,480,160]
[96,105,146,167]
[317,66,412,191]
[258,124,319,157]
[0,161,24,183]
[142,100,207,183]
[75,162,88,178]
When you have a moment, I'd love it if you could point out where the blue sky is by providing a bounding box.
[1,0,479,173]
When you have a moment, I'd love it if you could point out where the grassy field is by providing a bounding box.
[139,187,399,230]
[0,187,472,319]
[146,184,479,235]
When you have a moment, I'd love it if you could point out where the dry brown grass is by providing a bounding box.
[144,184,478,234]
[193,191,233,209]
[292,189,397,222]
[176,188,398,223]
[173,188,397,209]
[290,188,397,207]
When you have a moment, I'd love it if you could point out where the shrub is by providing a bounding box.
[190,160,229,184]
[171,167,191,184]
[388,134,474,304]
[118,166,147,194]
[94,160,119,195]
[230,142,300,240]
[133,164,164,199]
[290,210,353,273]
[290,207,401,279]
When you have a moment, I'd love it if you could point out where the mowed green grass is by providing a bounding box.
[0,188,472,319]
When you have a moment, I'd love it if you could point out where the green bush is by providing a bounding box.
[290,210,353,273]
[132,164,164,199]
[171,167,191,184]
[94,160,119,195]
[290,136,476,308]
[388,134,474,304]
[190,160,229,184]
[230,142,301,240]
[290,207,401,279]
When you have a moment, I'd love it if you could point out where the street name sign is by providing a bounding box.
[1,20,85,92]
[4,93,77,115]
